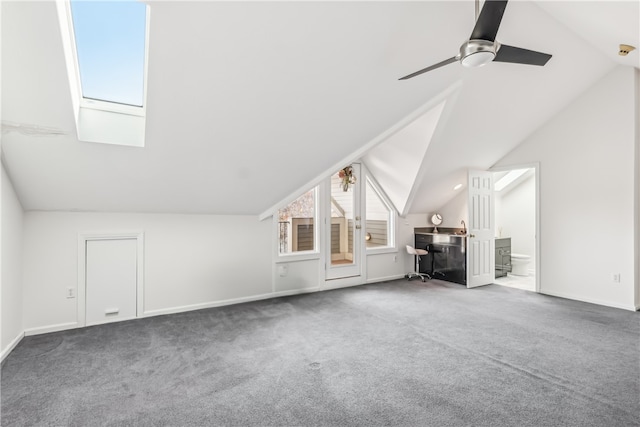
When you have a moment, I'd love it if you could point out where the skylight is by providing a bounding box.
[70,0,147,107]
[495,169,529,192]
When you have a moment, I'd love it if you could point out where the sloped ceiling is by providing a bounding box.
[537,0,640,70]
[363,98,448,216]
[1,1,635,216]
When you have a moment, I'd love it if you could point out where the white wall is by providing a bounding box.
[2,164,24,358]
[495,174,536,271]
[495,66,636,310]
[22,212,272,333]
[431,191,467,229]
[366,215,421,282]
[635,69,640,310]
[398,214,431,273]
[273,258,320,293]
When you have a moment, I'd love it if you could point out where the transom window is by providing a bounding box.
[70,0,148,107]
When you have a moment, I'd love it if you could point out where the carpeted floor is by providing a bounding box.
[2,279,639,426]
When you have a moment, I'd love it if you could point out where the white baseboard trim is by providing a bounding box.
[146,278,406,319]
[18,287,337,337]
[24,322,79,336]
[323,276,364,290]
[366,274,406,284]
[1,331,25,362]
[271,287,321,298]
[19,279,406,338]
[540,290,637,312]
[143,287,321,318]
[86,316,137,328]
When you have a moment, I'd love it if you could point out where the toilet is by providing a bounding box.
[510,253,531,276]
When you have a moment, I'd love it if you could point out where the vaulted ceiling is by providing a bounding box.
[2,1,638,216]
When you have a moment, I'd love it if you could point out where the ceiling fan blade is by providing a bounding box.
[494,44,552,66]
[469,0,508,42]
[399,56,458,80]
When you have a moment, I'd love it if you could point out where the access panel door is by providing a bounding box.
[86,238,138,326]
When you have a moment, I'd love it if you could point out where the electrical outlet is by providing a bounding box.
[278,265,288,277]
[66,287,75,298]
[612,273,621,283]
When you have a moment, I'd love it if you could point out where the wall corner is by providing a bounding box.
[634,68,640,310]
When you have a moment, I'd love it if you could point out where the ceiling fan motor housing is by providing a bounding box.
[460,39,497,67]
[399,0,552,80]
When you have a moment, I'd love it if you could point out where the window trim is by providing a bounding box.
[79,97,147,117]
[56,0,149,146]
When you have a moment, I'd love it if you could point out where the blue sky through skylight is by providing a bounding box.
[70,0,147,107]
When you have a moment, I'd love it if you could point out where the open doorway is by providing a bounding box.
[491,165,538,292]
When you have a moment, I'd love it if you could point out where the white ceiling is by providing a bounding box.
[1,1,637,216]
[537,0,640,69]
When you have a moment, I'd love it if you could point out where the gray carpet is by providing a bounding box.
[2,280,639,426]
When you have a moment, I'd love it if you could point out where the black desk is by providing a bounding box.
[415,232,466,285]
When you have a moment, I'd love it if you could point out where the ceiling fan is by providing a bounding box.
[399,0,552,80]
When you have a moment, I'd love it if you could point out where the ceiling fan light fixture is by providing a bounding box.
[459,39,496,68]
[461,51,495,67]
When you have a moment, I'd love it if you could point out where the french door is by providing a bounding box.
[326,163,362,281]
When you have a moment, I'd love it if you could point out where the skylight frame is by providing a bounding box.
[65,0,150,117]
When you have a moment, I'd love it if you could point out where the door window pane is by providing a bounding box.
[330,169,355,265]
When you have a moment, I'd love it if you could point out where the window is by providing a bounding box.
[365,177,394,249]
[70,0,148,108]
[57,0,149,146]
[278,188,317,255]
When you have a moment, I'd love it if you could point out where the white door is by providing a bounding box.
[467,170,495,288]
[326,163,362,281]
[86,239,138,326]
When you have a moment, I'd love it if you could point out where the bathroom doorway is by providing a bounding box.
[491,164,539,292]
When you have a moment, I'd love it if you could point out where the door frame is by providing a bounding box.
[77,231,145,327]
[489,162,540,293]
